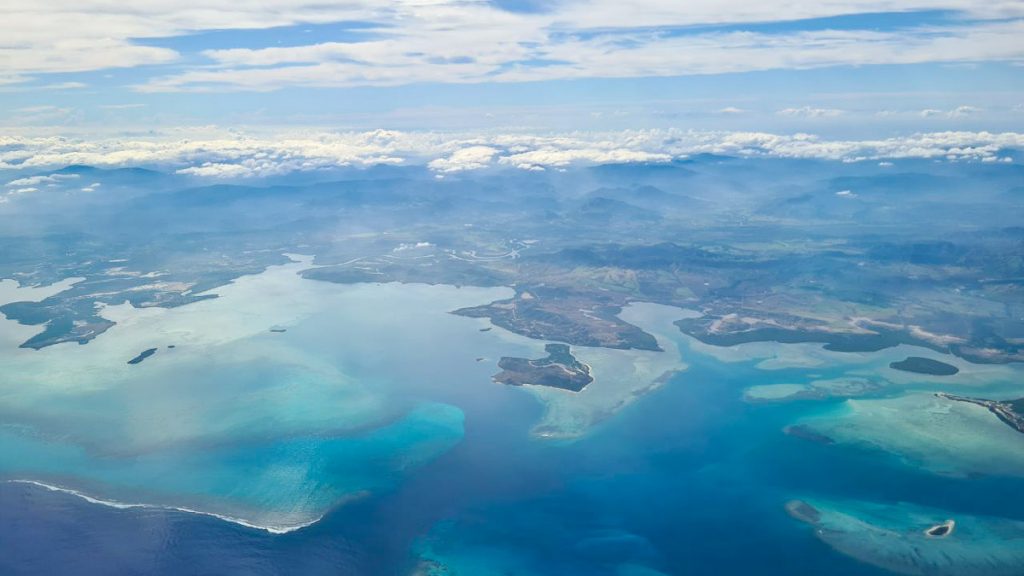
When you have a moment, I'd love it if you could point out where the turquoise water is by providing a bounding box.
[2,259,1024,574]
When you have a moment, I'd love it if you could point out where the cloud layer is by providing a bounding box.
[0,129,1019,182]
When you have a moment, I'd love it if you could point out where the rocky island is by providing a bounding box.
[493,343,593,392]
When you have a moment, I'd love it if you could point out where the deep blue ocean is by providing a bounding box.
[4,336,1023,576]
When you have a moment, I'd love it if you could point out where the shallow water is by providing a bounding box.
[2,259,1024,575]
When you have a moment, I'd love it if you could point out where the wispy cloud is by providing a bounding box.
[776,107,845,118]
[5,173,79,187]
[921,105,986,118]
[948,105,983,117]
[99,103,145,110]
[2,2,1023,91]
[135,19,1024,92]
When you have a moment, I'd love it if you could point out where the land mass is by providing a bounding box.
[4,162,1024,369]
[890,356,959,376]
[454,288,660,352]
[127,348,157,365]
[493,343,593,392]
[937,393,1024,434]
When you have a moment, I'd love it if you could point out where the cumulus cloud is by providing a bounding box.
[498,147,671,170]
[428,146,499,173]
[176,162,259,179]
[0,128,1020,181]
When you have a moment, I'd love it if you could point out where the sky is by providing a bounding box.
[0,1,1023,178]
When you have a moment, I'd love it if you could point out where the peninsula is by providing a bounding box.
[937,393,1024,434]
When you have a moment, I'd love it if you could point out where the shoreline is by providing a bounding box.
[5,479,325,535]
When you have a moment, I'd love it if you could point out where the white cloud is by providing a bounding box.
[921,105,986,118]
[497,147,671,170]
[427,146,499,173]
[717,107,747,115]
[0,128,1020,180]
[835,189,857,198]
[2,1,1019,90]
[5,173,79,186]
[136,18,1024,91]
[948,105,983,117]
[0,185,40,203]
[45,82,87,90]
[777,107,845,118]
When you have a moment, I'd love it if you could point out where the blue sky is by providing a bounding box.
[1,1,1021,133]
[0,1,1022,181]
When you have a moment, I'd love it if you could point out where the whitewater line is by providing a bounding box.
[6,479,322,535]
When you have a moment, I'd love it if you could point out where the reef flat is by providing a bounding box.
[744,377,884,403]
[786,498,1024,576]
[797,393,1024,477]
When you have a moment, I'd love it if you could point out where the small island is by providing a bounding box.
[889,356,959,376]
[127,348,157,365]
[493,343,593,392]
[924,519,955,538]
